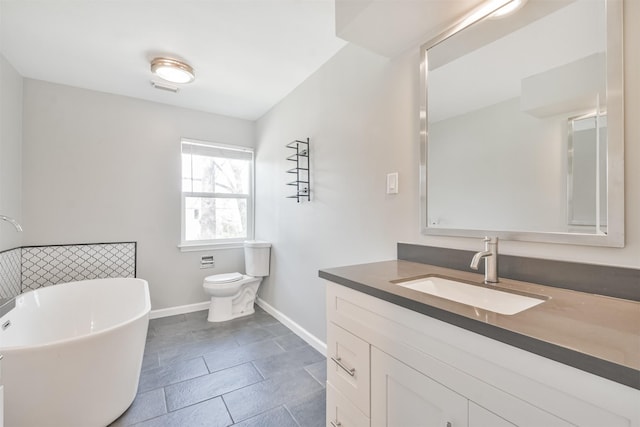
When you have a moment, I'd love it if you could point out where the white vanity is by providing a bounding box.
[322,261,640,427]
[322,0,636,423]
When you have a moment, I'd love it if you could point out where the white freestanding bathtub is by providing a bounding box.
[0,278,150,427]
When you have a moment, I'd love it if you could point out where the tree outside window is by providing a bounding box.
[181,140,253,246]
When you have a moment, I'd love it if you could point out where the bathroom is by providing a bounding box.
[0,0,638,426]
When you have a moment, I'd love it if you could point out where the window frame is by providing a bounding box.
[179,138,255,251]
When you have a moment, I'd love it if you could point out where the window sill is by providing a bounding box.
[178,242,245,252]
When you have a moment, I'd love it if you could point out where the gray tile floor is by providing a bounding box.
[110,307,326,426]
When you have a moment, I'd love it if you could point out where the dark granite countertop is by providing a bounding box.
[319,260,640,390]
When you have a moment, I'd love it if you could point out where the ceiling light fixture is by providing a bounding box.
[150,57,195,84]
[489,0,527,18]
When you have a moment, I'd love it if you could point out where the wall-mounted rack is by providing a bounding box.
[286,138,311,202]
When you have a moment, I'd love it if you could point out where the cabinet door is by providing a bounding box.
[327,322,371,416]
[371,347,468,427]
[1,355,3,427]
[469,403,516,427]
[469,398,574,427]
[327,383,370,427]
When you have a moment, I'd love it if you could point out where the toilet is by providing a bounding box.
[203,240,271,322]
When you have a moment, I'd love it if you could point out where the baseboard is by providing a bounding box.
[256,297,327,356]
[149,301,210,319]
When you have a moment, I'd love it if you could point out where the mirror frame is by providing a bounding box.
[419,0,624,247]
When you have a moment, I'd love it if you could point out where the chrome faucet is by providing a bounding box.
[0,215,23,232]
[470,236,498,284]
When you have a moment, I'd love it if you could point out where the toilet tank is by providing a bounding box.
[244,241,271,277]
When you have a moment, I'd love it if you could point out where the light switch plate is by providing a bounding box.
[386,172,399,194]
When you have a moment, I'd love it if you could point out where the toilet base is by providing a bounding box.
[207,281,261,322]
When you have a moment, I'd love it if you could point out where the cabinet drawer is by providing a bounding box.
[327,322,371,416]
[327,383,370,427]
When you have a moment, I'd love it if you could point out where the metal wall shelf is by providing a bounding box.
[286,138,310,202]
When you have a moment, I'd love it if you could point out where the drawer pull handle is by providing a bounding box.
[330,421,342,427]
[331,356,355,377]
[446,422,452,427]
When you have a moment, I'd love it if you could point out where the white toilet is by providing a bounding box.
[203,240,271,322]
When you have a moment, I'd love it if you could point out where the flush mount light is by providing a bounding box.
[150,57,195,84]
[489,0,527,18]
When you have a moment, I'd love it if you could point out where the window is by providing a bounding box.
[180,139,254,249]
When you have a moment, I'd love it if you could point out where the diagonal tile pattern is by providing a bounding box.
[110,307,326,426]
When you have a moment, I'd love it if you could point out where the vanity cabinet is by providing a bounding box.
[325,281,636,427]
[327,382,369,427]
[0,354,3,427]
[327,322,370,417]
[371,347,468,427]
[469,404,517,427]
[370,345,572,427]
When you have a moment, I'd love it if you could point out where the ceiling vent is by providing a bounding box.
[150,80,179,93]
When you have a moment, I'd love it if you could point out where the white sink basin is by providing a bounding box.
[397,276,545,315]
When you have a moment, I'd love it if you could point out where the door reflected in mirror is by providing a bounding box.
[420,0,624,247]
[568,114,607,232]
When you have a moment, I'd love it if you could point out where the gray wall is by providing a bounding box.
[255,44,426,341]
[0,54,23,251]
[22,79,254,310]
[254,0,640,342]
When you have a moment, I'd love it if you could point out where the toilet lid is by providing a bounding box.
[205,272,243,284]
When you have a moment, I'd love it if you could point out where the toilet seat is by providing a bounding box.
[204,272,243,284]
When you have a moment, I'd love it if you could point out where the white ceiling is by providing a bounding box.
[335,0,486,57]
[0,0,347,120]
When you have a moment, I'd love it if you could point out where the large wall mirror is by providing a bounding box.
[420,0,624,247]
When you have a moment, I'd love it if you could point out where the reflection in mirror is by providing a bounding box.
[568,114,607,232]
[420,0,624,246]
